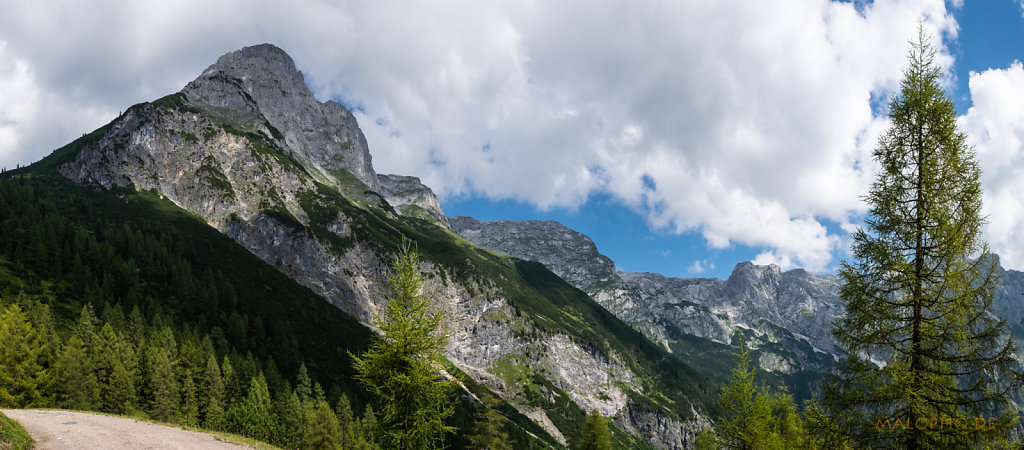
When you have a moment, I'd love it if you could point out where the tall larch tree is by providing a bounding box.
[351,240,455,449]
[825,26,1020,448]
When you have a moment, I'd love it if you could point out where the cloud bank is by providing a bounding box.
[3,0,1017,272]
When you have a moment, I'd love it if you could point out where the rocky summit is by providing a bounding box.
[183,44,380,192]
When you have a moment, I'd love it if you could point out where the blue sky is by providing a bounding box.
[2,1,1024,280]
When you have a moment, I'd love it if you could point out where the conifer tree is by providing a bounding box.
[149,347,179,422]
[182,367,199,427]
[203,354,225,429]
[295,363,313,401]
[232,373,277,442]
[221,355,238,403]
[715,348,775,448]
[0,304,45,407]
[335,393,356,447]
[825,27,1021,448]
[468,399,511,450]
[105,358,136,414]
[577,409,611,450]
[303,399,343,449]
[351,240,455,449]
[97,324,137,414]
[361,403,379,447]
[277,390,304,448]
[54,335,99,410]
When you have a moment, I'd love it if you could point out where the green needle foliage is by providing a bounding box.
[0,304,45,408]
[825,26,1021,448]
[352,239,455,449]
[576,409,612,450]
[713,347,810,449]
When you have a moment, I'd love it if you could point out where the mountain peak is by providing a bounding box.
[182,44,380,193]
[724,261,781,301]
[197,44,306,99]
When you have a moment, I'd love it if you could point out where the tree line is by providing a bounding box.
[0,299,382,448]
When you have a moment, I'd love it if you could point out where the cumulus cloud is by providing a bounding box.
[688,259,715,275]
[0,0,963,271]
[959,62,1024,270]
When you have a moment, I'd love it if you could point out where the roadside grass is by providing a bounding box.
[0,411,33,450]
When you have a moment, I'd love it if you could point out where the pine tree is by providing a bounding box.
[303,399,343,449]
[276,390,304,448]
[221,355,238,403]
[0,304,45,407]
[203,354,225,429]
[715,348,775,448]
[54,335,100,410]
[230,372,277,442]
[106,359,137,414]
[576,409,611,450]
[351,240,455,449]
[149,347,179,422]
[182,367,199,427]
[467,400,511,450]
[825,27,1021,448]
[335,393,356,448]
[361,403,379,447]
[97,324,137,414]
[295,363,313,402]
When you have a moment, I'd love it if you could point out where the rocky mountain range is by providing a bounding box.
[451,216,1024,388]
[35,44,716,448]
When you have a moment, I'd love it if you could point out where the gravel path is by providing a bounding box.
[1,409,253,450]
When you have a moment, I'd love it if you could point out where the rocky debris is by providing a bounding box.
[378,174,450,228]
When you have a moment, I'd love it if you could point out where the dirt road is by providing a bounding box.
[1,409,253,449]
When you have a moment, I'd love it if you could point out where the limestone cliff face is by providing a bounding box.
[182,44,379,193]
[53,44,700,448]
[450,216,617,289]
[378,174,450,228]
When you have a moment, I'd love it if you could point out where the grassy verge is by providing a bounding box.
[0,411,33,450]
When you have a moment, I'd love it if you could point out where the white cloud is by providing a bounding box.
[0,0,962,271]
[688,259,715,275]
[960,62,1024,270]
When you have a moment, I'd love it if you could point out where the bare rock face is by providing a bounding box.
[451,216,844,375]
[450,216,618,290]
[182,44,379,193]
[378,174,450,228]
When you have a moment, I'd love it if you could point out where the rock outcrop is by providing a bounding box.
[378,174,450,228]
[182,44,380,193]
[450,216,617,290]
